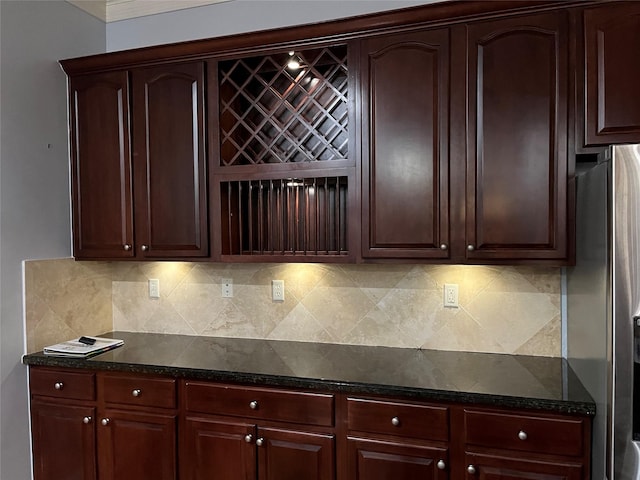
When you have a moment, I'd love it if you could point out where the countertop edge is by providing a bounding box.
[22,352,597,417]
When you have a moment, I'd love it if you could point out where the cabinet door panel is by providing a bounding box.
[98,409,176,480]
[258,427,335,480]
[466,12,569,261]
[132,62,208,258]
[465,452,582,480]
[348,437,448,480]
[31,401,96,480]
[361,29,449,259]
[585,3,640,145]
[70,71,134,259]
[182,417,255,480]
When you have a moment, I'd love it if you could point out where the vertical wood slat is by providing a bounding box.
[221,176,348,256]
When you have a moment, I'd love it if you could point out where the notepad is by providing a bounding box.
[43,336,124,358]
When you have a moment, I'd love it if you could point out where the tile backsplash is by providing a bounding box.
[24,258,561,357]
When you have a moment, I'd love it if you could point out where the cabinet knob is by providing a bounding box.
[518,430,528,441]
[123,244,131,251]
[256,437,264,447]
[467,244,475,251]
[437,460,446,470]
[440,244,447,250]
[244,434,253,443]
[132,389,142,397]
[391,416,400,427]
[249,400,258,410]
[83,416,92,424]
[54,382,63,390]
[101,418,110,426]
[141,245,149,252]
[467,465,476,475]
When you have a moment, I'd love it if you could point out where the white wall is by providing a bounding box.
[107,0,437,51]
[0,1,105,478]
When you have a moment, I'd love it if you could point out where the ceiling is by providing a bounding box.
[67,0,231,23]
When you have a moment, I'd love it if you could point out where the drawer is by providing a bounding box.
[464,409,585,457]
[184,382,334,427]
[347,397,448,441]
[30,367,95,401]
[100,373,176,409]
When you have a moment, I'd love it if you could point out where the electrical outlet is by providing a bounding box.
[222,278,233,298]
[443,283,459,308]
[272,280,285,301]
[148,279,160,299]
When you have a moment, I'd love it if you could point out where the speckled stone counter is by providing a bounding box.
[22,331,595,416]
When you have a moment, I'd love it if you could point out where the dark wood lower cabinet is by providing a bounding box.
[98,409,177,480]
[182,417,256,480]
[30,400,97,480]
[464,452,583,480]
[348,437,448,480]
[258,427,335,480]
[29,367,592,480]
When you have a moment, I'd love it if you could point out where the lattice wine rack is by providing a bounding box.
[218,45,348,166]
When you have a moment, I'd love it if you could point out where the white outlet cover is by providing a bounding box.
[148,279,160,298]
[443,283,459,308]
[272,279,285,301]
[222,278,233,298]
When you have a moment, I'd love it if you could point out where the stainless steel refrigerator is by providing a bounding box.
[567,144,640,480]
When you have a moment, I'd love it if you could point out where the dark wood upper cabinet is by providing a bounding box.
[360,29,450,259]
[62,1,591,264]
[70,71,134,259]
[584,2,640,145]
[132,62,209,258]
[465,12,571,262]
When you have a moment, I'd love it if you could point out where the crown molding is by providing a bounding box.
[67,0,230,23]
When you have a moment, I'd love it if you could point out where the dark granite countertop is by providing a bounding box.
[22,331,595,416]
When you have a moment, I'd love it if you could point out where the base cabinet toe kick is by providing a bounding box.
[27,366,592,480]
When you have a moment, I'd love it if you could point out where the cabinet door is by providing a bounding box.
[466,12,570,262]
[30,400,96,480]
[258,427,335,480]
[98,409,176,480]
[584,3,640,145]
[465,452,583,480]
[70,71,134,259]
[361,29,450,259]
[182,417,256,480]
[348,437,448,480]
[132,62,208,258]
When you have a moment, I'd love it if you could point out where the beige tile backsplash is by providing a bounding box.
[24,258,561,357]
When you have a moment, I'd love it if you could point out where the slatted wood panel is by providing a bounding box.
[221,176,348,256]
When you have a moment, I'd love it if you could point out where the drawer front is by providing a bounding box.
[347,397,449,441]
[100,373,176,408]
[30,367,95,401]
[464,409,584,457]
[184,382,334,427]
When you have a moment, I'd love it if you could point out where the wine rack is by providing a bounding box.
[218,45,348,166]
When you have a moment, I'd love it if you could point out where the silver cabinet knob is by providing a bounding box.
[141,245,148,251]
[54,382,64,390]
[440,244,447,250]
[437,460,446,470]
[83,416,92,424]
[249,400,258,410]
[132,389,142,397]
[101,418,110,426]
[256,437,264,447]
[518,430,528,441]
[244,434,253,443]
[467,244,475,251]
[123,244,131,251]
[467,465,476,475]
[391,416,400,427]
